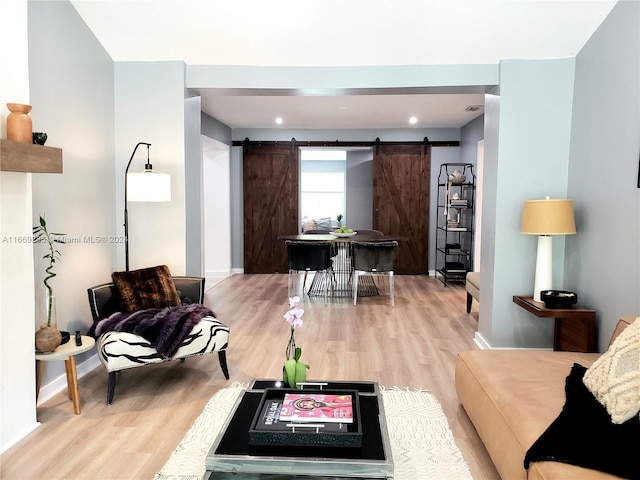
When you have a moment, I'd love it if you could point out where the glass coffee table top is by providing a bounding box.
[205,380,393,479]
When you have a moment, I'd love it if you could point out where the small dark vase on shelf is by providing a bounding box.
[33,132,48,145]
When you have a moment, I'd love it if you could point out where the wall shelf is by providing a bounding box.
[0,139,62,173]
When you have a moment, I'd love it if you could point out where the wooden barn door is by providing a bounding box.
[243,144,299,273]
[373,144,430,274]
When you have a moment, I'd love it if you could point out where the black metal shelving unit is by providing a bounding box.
[435,163,475,286]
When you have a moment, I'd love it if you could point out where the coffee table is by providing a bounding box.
[205,380,393,479]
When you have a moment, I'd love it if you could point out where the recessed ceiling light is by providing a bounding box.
[409,116,418,125]
[275,117,283,124]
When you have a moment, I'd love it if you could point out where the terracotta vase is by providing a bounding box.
[6,103,33,143]
[35,325,62,353]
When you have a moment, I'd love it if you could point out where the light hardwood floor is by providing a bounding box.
[1,274,500,480]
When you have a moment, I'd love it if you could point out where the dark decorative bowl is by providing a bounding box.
[32,132,47,145]
[540,290,577,309]
[60,331,71,345]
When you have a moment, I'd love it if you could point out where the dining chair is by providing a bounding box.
[286,240,334,300]
[303,229,339,258]
[351,241,398,306]
[353,229,384,237]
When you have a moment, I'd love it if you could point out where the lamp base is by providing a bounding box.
[533,235,552,302]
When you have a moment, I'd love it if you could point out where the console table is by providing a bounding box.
[513,296,597,352]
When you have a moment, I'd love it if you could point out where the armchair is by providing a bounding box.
[87,275,230,404]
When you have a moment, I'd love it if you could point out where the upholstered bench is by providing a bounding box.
[466,271,480,313]
[87,269,230,404]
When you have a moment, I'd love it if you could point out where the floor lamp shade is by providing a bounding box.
[124,142,171,271]
[127,171,171,202]
[521,198,576,302]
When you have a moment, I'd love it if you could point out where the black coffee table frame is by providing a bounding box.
[205,380,393,479]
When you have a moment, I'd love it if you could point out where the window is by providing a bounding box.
[300,150,346,225]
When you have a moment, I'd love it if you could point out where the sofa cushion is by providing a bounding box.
[525,363,640,480]
[583,317,640,424]
[112,265,181,312]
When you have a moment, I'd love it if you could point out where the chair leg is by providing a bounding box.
[389,272,395,307]
[218,350,230,379]
[466,292,473,313]
[107,371,117,405]
[353,271,360,306]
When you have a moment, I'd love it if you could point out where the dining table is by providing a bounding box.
[278,233,404,299]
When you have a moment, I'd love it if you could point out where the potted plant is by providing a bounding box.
[33,215,65,353]
[282,296,309,388]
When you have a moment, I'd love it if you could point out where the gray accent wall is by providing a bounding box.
[481,57,577,348]
[185,95,203,275]
[565,0,640,349]
[346,149,374,231]
[28,0,115,389]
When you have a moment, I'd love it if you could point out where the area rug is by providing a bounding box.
[155,383,473,480]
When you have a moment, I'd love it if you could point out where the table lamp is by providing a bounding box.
[124,142,171,271]
[521,197,576,302]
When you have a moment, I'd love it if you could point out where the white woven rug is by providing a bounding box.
[155,383,473,480]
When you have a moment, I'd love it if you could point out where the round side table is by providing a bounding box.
[35,335,95,414]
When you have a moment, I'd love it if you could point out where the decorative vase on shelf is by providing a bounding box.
[6,103,33,143]
[35,292,61,353]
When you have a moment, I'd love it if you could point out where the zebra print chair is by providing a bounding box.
[87,276,230,404]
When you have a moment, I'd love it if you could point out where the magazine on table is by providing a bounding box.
[279,393,354,423]
[255,398,287,430]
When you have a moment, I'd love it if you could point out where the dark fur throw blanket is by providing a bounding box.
[94,303,215,359]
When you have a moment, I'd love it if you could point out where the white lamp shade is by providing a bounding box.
[127,171,171,202]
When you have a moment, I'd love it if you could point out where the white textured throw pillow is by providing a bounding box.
[583,318,640,424]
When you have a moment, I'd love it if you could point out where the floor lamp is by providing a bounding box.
[124,142,171,271]
[521,197,576,302]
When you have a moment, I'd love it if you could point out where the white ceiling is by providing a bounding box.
[70,0,617,129]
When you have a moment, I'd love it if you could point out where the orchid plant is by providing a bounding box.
[283,296,309,388]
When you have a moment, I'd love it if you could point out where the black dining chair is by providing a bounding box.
[286,240,334,299]
[351,241,398,306]
[303,229,339,257]
[353,229,384,237]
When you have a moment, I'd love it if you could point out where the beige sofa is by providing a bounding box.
[455,316,636,480]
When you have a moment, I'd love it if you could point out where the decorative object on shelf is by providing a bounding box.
[282,296,309,388]
[32,132,47,145]
[540,290,578,309]
[33,215,66,353]
[448,170,466,185]
[521,197,576,302]
[6,103,33,143]
[124,142,171,271]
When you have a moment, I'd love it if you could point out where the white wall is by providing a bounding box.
[0,0,38,453]
[203,137,232,285]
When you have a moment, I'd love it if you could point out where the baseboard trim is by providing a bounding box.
[473,331,491,349]
[1,421,40,454]
[36,353,100,406]
[473,331,554,351]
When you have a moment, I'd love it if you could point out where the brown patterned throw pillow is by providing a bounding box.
[112,265,181,312]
